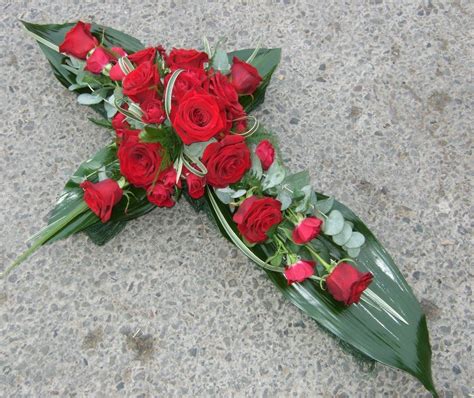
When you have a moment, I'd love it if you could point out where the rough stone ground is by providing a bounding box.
[0,0,472,396]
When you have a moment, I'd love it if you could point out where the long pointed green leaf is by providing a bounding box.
[205,188,437,396]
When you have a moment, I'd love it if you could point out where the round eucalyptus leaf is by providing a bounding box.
[346,247,361,258]
[344,231,365,249]
[323,209,344,235]
[332,221,352,246]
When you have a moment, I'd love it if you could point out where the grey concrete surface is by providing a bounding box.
[0,0,472,396]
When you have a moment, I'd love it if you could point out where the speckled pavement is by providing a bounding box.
[0,1,472,396]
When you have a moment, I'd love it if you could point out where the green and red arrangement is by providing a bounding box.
[4,21,437,395]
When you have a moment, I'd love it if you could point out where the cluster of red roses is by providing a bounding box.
[59,22,372,305]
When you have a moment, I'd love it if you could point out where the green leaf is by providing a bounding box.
[315,197,334,214]
[228,48,281,113]
[203,189,437,396]
[77,93,103,105]
[344,231,365,249]
[323,209,344,235]
[261,161,286,191]
[332,221,353,246]
[212,47,231,74]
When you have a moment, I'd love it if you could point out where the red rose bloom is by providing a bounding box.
[59,21,98,59]
[128,47,157,66]
[207,72,246,133]
[255,140,275,170]
[167,48,209,70]
[185,172,206,199]
[85,47,113,74]
[233,196,283,243]
[147,183,175,208]
[122,61,160,103]
[326,262,374,305]
[230,57,262,95]
[141,98,165,124]
[164,68,207,102]
[284,260,315,285]
[117,135,163,188]
[171,89,226,144]
[202,135,251,188]
[80,179,123,223]
[292,216,323,245]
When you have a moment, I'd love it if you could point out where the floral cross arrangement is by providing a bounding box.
[4,21,438,396]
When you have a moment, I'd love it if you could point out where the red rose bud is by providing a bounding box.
[284,260,315,285]
[117,136,163,188]
[171,89,227,144]
[158,166,180,189]
[111,47,127,58]
[326,262,374,306]
[122,61,160,103]
[128,47,157,66]
[255,140,275,170]
[164,68,207,102]
[233,196,283,243]
[202,135,251,188]
[109,62,126,81]
[185,173,206,199]
[141,98,166,125]
[59,21,98,59]
[85,47,114,74]
[230,57,262,95]
[80,179,123,223]
[147,184,175,208]
[167,48,209,70]
[292,216,323,245]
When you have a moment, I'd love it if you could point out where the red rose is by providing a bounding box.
[202,135,251,188]
[128,47,157,66]
[284,260,315,285]
[141,98,165,124]
[207,72,246,132]
[167,48,208,70]
[112,111,129,131]
[158,166,180,189]
[85,47,113,74]
[292,216,323,245]
[122,61,160,103]
[147,183,175,208]
[171,89,226,144]
[185,172,206,199]
[233,196,283,243]
[109,62,125,81]
[80,179,123,223]
[255,140,275,170]
[230,57,262,95]
[117,135,162,188]
[164,68,207,102]
[111,47,127,58]
[326,262,374,305]
[59,21,98,59]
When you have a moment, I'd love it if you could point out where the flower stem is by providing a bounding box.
[305,245,333,273]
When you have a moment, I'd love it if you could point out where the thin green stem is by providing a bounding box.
[2,201,89,278]
[305,245,333,273]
